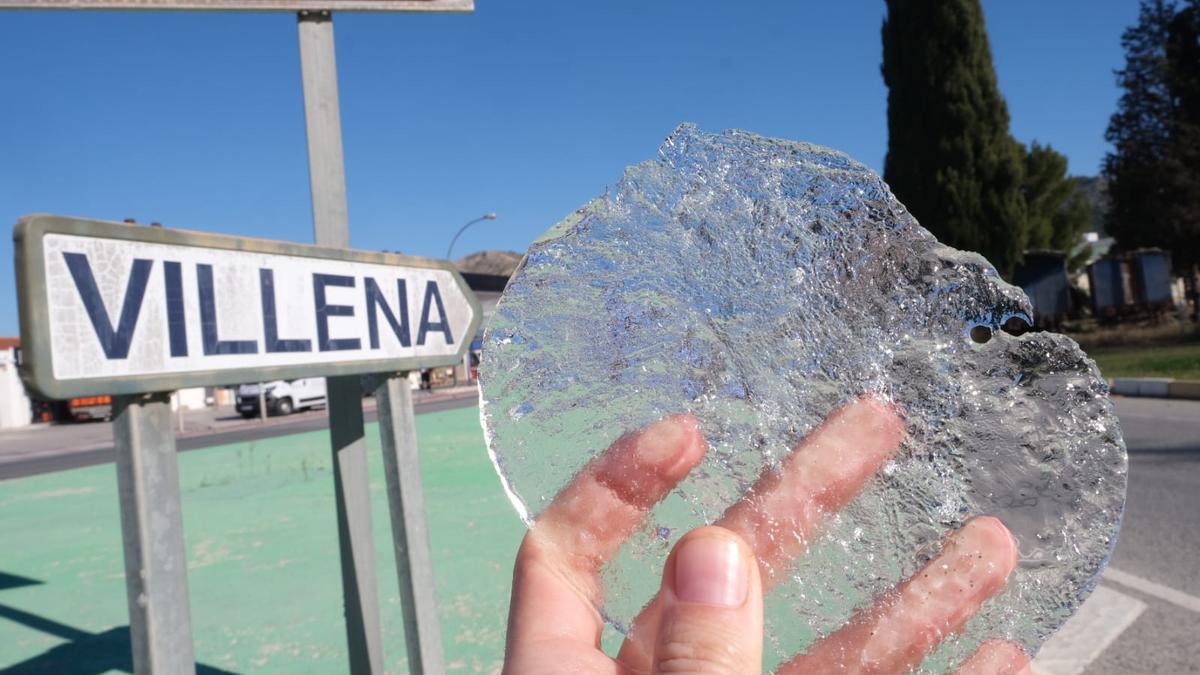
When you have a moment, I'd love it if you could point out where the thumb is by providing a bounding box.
[652,526,763,675]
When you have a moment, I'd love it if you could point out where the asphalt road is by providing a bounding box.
[0,392,477,481]
[1080,396,1200,675]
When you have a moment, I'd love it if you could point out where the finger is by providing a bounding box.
[618,396,903,669]
[505,414,706,659]
[533,413,707,600]
[956,640,1031,675]
[651,527,763,675]
[720,395,905,586]
[778,516,1020,675]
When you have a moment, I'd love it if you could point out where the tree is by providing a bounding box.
[1103,1,1178,254]
[1163,2,1200,274]
[1104,0,1200,274]
[1104,0,1200,317]
[882,0,1028,277]
[1021,142,1092,270]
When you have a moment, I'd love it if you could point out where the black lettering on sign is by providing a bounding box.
[313,273,361,352]
[163,261,188,357]
[259,268,312,353]
[63,252,151,360]
[364,277,410,349]
[197,263,258,355]
[417,280,454,346]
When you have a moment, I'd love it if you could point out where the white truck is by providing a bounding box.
[235,378,327,418]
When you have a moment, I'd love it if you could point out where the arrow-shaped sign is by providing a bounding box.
[14,214,480,398]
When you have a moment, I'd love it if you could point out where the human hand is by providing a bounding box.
[502,397,1032,674]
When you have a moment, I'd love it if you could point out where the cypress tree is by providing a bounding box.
[881,0,1028,277]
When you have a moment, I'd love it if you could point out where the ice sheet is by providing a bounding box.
[479,125,1127,671]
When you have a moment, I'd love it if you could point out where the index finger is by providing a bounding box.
[531,413,707,602]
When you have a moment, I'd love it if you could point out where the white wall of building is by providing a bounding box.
[171,387,209,411]
[0,348,31,429]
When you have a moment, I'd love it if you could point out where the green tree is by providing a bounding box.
[881,0,1028,277]
[1163,2,1200,273]
[1104,0,1200,314]
[1021,142,1092,269]
[1103,0,1178,254]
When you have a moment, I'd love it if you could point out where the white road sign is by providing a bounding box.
[14,215,480,398]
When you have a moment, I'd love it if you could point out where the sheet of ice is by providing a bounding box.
[479,125,1127,671]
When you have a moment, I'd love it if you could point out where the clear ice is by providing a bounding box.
[479,125,1127,671]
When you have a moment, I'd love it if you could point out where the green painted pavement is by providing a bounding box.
[0,406,525,673]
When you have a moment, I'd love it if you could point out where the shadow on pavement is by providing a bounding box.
[1126,443,1200,458]
[0,575,236,674]
[0,572,42,592]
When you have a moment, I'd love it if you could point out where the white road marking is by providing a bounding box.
[1104,566,1200,613]
[1033,585,1146,675]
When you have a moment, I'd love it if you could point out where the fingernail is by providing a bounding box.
[673,536,747,607]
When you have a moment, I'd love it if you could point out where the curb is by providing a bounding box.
[1110,377,1200,400]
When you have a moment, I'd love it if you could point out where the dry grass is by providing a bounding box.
[1065,316,1200,350]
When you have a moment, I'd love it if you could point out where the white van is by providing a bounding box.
[235,379,327,418]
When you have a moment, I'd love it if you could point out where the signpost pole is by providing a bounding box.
[112,392,196,675]
[375,374,445,675]
[298,11,384,673]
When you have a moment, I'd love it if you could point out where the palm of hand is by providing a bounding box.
[502,397,1031,674]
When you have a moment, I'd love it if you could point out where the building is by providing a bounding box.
[0,337,32,429]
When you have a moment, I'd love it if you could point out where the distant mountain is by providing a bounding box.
[1072,175,1109,235]
[455,250,524,277]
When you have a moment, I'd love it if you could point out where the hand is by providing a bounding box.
[502,397,1032,674]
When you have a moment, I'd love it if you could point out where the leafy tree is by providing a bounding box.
[1104,0,1200,274]
[1021,142,1092,269]
[1163,2,1200,274]
[1104,1,1178,254]
[882,0,1028,277]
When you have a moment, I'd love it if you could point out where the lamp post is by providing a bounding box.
[445,212,497,261]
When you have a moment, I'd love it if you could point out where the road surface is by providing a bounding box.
[0,387,478,481]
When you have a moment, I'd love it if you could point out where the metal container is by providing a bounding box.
[1014,251,1071,326]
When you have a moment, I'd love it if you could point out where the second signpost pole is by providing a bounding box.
[297,11,384,673]
[297,10,445,674]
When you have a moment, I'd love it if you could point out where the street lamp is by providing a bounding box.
[445,212,498,261]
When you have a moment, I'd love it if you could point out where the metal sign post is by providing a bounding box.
[9,2,475,673]
[14,215,479,675]
[112,393,196,674]
[376,375,444,674]
[297,12,385,672]
[297,11,445,674]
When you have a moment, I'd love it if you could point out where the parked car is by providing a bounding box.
[236,379,327,418]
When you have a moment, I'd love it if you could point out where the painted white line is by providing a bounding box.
[1033,585,1146,675]
[1105,566,1200,613]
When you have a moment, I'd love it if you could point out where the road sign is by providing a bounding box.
[0,0,471,11]
[14,214,481,398]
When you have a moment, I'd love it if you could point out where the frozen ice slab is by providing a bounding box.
[479,124,1126,671]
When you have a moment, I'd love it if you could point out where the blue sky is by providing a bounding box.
[0,0,1141,336]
